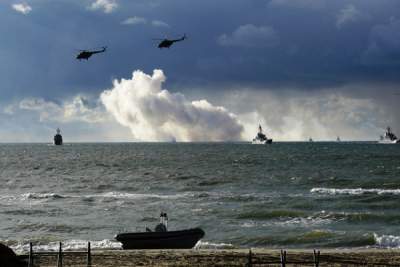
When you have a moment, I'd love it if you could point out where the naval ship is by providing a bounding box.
[54,128,63,145]
[379,127,399,144]
[252,125,272,144]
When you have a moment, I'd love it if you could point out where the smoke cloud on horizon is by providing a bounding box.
[100,69,244,142]
[219,88,394,141]
[2,69,397,142]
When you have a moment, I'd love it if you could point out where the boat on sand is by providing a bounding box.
[115,213,205,249]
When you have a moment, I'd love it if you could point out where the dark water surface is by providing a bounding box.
[1,142,400,252]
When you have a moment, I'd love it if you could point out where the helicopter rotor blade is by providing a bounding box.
[76,46,108,52]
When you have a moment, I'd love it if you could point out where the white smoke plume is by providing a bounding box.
[216,88,392,141]
[100,69,244,142]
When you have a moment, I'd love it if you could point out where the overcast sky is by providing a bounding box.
[1,0,399,142]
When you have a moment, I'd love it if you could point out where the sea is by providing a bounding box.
[1,142,400,253]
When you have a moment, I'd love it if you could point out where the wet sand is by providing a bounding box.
[18,249,400,266]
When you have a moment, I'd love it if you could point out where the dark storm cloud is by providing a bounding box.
[217,24,279,48]
[2,0,400,142]
[362,17,400,66]
[0,0,399,100]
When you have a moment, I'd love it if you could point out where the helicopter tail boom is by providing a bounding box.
[171,34,187,43]
[91,46,107,54]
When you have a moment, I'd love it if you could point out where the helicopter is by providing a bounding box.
[154,34,187,49]
[76,47,107,60]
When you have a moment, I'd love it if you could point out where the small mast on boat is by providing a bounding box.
[156,212,168,232]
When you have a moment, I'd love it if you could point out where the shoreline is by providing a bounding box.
[18,248,400,266]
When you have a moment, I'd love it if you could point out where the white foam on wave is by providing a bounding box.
[272,216,332,227]
[241,221,257,228]
[194,240,234,249]
[0,195,18,201]
[0,191,191,204]
[22,193,65,199]
[240,218,331,229]
[91,191,191,200]
[0,195,56,206]
[0,193,68,203]
[311,187,400,196]
[11,239,121,254]
[374,233,400,248]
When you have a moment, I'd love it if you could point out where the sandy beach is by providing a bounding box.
[18,249,400,266]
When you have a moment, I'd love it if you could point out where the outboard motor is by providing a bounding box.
[155,212,168,232]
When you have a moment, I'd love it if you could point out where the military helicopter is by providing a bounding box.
[154,34,187,49]
[76,47,107,60]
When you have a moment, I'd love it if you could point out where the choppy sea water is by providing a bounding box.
[1,142,400,253]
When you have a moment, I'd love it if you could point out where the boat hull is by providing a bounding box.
[115,228,205,249]
[252,139,272,144]
[54,134,63,145]
[378,139,400,144]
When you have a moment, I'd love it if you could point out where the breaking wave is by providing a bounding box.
[270,217,332,227]
[22,193,65,199]
[236,210,306,220]
[311,188,400,196]
[0,193,67,202]
[324,212,400,224]
[10,239,121,254]
[91,192,191,200]
[374,233,400,248]
[237,210,400,227]
[0,191,191,203]
[194,240,235,249]
[237,231,376,247]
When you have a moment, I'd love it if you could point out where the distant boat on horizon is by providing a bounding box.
[336,136,341,142]
[309,137,313,142]
[54,128,63,145]
[252,125,272,144]
[379,127,399,144]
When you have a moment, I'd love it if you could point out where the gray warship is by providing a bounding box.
[54,128,63,145]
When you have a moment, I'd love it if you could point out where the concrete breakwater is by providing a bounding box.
[18,249,400,267]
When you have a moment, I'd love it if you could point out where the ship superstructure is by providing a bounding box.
[252,125,272,144]
[379,127,399,144]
